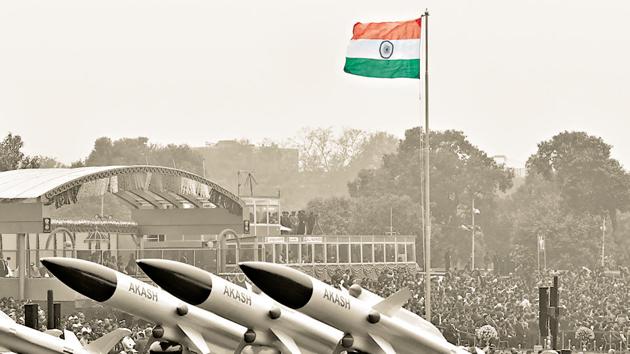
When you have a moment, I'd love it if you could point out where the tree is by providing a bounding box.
[344,128,514,266]
[293,128,396,174]
[37,156,66,168]
[85,137,149,166]
[348,128,512,262]
[500,174,603,269]
[305,197,353,235]
[0,133,40,171]
[526,131,630,228]
[84,137,205,175]
[305,194,420,236]
[349,194,420,236]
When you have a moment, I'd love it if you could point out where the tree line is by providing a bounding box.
[2,128,629,269]
[307,129,630,270]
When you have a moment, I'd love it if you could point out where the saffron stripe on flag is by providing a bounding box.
[352,19,421,40]
[344,58,419,79]
[346,39,420,60]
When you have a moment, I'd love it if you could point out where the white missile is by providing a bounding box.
[0,309,130,354]
[345,283,445,339]
[41,257,277,354]
[137,259,344,354]
[240,262,471,354]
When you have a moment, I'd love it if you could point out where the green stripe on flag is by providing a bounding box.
[344,58,419,79]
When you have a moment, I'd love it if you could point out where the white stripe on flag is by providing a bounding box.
[346,39,420,60]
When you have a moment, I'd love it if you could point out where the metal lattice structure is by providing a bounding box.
[0,165,244,215]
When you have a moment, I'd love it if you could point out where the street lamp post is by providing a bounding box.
[470,198,480,270]
[471,198,475,270]
[601,216,606,267]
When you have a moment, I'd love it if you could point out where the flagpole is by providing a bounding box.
[421,9,431,323]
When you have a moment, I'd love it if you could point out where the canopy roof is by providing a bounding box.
[0,166,243,215]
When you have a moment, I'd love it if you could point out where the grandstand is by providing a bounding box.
[0,165,417,303]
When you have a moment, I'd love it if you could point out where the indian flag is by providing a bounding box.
[344,18,421,79]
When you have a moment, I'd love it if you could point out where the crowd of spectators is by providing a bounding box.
[5,263,630,353]
[326,265,630,350]
[0,297,151,353]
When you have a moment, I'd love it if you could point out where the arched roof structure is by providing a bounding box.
[0,166,243,215]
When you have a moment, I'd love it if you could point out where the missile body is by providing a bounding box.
[0,309,129,354]
[347,283,446,339]
[240,262,468,354]
[41,257,276,354]
[137,259,343,354]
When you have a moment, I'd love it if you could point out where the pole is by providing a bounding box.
[543,237,547,270]
[390,207,393,235]
[47,290,54,329]
[536,234,541,273]
[17,233,26,300]
[422,9,431,323]
[471,198,475,270]
[601,216,606,267]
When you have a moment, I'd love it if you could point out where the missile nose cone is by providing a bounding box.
[41,257,116,302]
[136,259,212,305]
[239,262,313,309]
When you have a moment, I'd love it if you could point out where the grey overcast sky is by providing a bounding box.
[1,0,629,168]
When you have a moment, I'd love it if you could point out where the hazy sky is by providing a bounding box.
[1,0,629,168]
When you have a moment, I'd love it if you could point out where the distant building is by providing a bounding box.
[512,167,527,178]
[492,155,527,178]
[492,155,507,166]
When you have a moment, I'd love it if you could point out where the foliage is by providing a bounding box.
[493,131,630,269]
[350,195,420,235]
[293,127,368,173]
[0,133,40,171]
[84,137,204,175]
[305,197,353,235]
[526,131,630,227]
[348,128,513,265]
[305,194,420,236]
[498,171,607,268]
[37,156,66,168]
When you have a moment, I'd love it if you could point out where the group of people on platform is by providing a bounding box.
[279,210,319,235]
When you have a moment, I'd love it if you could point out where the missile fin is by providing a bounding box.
[85,328,132,354]
[371,288,411,316]
[368,332,396,354]
[44,329,63,337]
[178,323,211,354]
[269,327,302,354]
[64,330,82,347]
